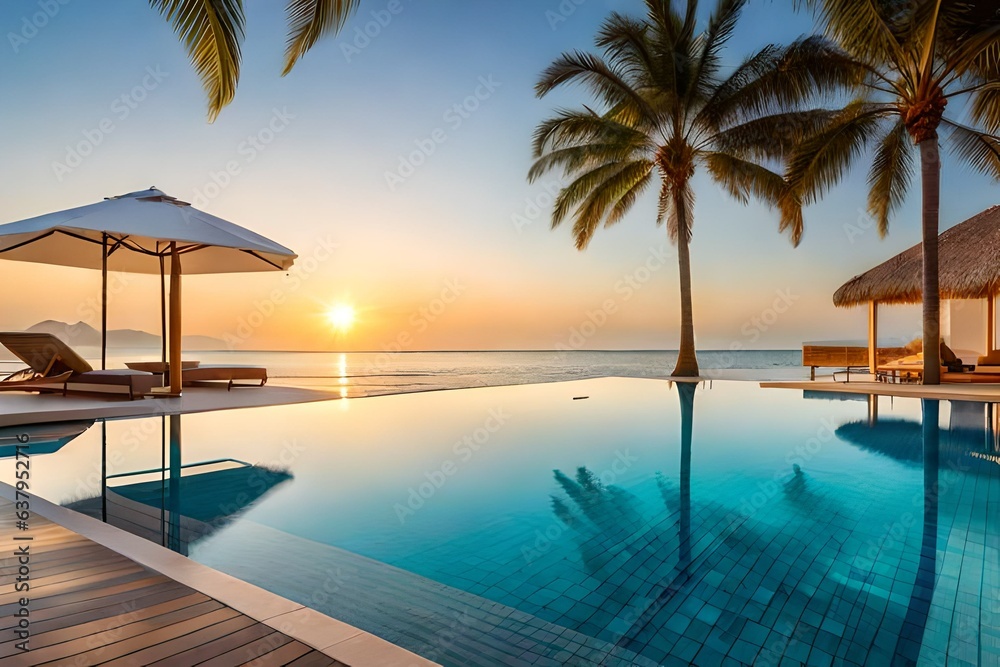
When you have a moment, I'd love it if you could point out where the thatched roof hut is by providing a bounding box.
[834,205,1000,307]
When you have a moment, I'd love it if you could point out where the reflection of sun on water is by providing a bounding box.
[339,352,348,399]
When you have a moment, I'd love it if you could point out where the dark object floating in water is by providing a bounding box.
[573,396,589,400]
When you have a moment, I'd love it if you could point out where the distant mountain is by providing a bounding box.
[27,320,101,346]
[24,320,226,350]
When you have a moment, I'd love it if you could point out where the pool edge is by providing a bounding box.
[0,480,440,667]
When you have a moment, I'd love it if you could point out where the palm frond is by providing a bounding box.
[551,162,637,227]
[531,109,650,159]
[597,13,656,84]
[535,51,657,124]
[969,85,1000,135]
[283,0,360,75]
[529,142,650,183]
[608,169,654,225]
[941,119,1000,181]
[704,152,804,244]
[935,2,1000,78]
[664,184,696,243]
[705,151,787,205]
[570,161,656,249]
[807,0,910,69]
[712,109,840,161]
[697,44,782,127]
[785,101,892,205]
[866,118,913,237]
[701,36,864,130]
[778,192,805,246]
[150,0,244,122]
[687,0,747,103]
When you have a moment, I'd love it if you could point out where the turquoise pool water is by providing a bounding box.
[3,378,998,666]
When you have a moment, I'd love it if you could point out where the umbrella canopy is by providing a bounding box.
[0,188,295,274]
[0,188,297,394]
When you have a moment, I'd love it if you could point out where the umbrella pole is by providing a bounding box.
[169,243,182,395]
[101,233,108,370]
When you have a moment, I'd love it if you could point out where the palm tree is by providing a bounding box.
[530,0,856,376]
[789,0,1000,384]
[150,0,360,121]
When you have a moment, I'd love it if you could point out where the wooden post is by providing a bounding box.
[868,300,878,374]
[101,233,108,370]
[987,293,995,355]
[159,252,167,365]
[169,243,182,396]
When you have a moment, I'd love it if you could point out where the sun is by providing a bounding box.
[326,304,356,332]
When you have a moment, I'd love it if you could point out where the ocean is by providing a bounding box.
[4,349,807,394]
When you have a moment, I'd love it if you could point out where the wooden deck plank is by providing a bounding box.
[0,559,142,596]
[22,600,239,667]
[0,497,407,667]
[0,592,214,657]
[144,618,279,666]
[0,580,184,625]
[95,614,257,667]
[239,640,315,666]
[0,589,205,646]
[2,602,231,667]
[0,568,159,607]
[0,541,107,568]
[198,632,296,667]
[0,574,173,616]
[1,548,130,579]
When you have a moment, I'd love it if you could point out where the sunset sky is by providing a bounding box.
[0,0,995,351]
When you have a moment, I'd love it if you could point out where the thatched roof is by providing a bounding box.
[834,205,1000,307]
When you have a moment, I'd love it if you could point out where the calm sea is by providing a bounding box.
[0,348,807,394]
[15,349,806,393]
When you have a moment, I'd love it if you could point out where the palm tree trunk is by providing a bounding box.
[672,193,699,377]
[919,139,941,385]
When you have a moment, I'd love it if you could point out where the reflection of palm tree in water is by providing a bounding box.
[550,467,644,574]
[677,381,694,568]
[653,381,694,568]
[893,399,939,663]
[784,464,806,497]
[548,382,697,578]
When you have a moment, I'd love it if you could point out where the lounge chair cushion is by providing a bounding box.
[66,370,157,399]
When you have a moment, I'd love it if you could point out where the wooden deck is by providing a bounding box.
[0,499,344,667]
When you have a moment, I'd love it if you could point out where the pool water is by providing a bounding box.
[3,378,998,666]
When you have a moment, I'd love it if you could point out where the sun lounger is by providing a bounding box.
[0,369,72,394]
[182,365,267,390]
[876,342,974,383]
[0,332,156,400]
[124,361,267,390]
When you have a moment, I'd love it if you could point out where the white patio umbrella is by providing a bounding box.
[0,188,296,395]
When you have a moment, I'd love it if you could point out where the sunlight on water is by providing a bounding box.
[2,379,994,667]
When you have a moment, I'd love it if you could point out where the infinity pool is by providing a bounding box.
[3,378,997,666]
